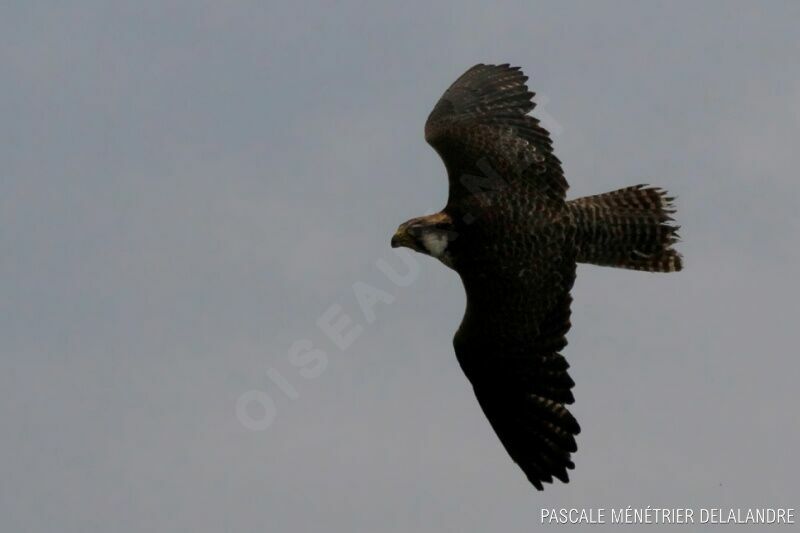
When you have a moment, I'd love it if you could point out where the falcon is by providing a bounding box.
[391,64,682,490]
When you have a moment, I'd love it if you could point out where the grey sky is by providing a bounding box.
[2,1,799,531]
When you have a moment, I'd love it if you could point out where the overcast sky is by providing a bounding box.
[3,1,800,532]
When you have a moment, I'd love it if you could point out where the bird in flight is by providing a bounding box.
[391,63,682,490]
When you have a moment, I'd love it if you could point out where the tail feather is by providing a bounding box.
[569,185,683,272]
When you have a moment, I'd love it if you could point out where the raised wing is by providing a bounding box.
[454,260,579,490]
[425,64,568,207]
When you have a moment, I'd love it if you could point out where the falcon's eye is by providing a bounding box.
[432,222,453,231]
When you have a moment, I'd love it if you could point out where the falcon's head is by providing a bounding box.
[391,212,456,268]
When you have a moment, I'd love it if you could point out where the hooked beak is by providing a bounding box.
[391,227,413,249]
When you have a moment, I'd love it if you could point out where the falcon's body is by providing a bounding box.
[392,64,682,490]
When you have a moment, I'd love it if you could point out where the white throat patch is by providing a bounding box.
[421,232,448,258]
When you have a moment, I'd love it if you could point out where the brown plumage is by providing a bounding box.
[391,64,682,490]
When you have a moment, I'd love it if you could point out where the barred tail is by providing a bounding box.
[568,185,683,272]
